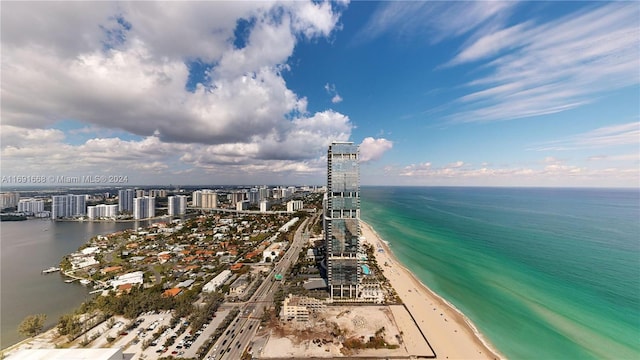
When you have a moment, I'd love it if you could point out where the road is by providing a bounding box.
[206,215,315,360]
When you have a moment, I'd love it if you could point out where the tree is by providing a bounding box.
[18,314,46,338]
[57,313,82,336]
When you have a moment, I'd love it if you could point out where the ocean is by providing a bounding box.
[0,219,156,349]
[361,187,639,360]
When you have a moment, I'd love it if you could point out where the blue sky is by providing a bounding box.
[1,1,638,187]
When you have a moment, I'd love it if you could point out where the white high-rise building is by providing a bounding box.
[168,195,187,216]
[201,192,218,209]
[236,200,250,211]
[149,189,167,197]
[230,191,245,204]
[1,192,20,209]
[259,187,270,202]
[118,189,135,213]
[192,189,215,207]
[133,196,155,219]
[259,200,271,212]
[249,188,260,204]
[87,204,118,219]
[287,200,304,213]
[51,194,86,219]
[18,199,44,213]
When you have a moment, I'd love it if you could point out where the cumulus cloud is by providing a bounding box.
[1,1,357,182]
[359,137,393,162]
[394,158,638,187]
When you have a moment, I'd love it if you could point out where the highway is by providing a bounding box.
[206,214,315,360]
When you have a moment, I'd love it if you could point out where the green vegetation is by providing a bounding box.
[187,292,223,334]
[85,284,199,319]
[59,256,72,271]
[195,308,240,358]
[342,327,399,350]
[57,314,82,337]
[18,314,46,338]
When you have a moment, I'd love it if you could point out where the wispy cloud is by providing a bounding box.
[446,3,640,123]
[355,1,515,44]
[531,122,640,151]
[324,83,343,103]
[588,153,640,162]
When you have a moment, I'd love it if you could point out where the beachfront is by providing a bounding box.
[360,221,503,360]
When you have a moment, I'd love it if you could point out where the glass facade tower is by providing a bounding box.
[325,141,360,298]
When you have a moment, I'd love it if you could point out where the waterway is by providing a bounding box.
[0,219,156,348]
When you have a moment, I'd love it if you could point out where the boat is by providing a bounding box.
[42,267,61,274]
[64,279,77,283]
[79,279,91,286]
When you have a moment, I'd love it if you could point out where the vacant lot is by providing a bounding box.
[260,305,426,358]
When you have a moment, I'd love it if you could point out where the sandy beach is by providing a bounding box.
[361,220,504,360]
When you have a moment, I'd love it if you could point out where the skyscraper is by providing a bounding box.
[51,194,86,219]
[133,196,155,220]
[192,189,216,208]
[118,189,135,213]
[324,141,360,298]
[168,195,187,216]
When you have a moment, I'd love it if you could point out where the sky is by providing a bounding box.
[1,1,638,187]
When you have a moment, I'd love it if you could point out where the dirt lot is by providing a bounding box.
[259,305,413,358]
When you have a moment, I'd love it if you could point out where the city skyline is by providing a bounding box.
[1,1,638,187]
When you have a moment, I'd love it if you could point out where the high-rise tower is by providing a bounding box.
[324,141,360,298]
[118,189,135,213]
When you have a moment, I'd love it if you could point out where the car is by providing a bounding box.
[172,351,178,355]
[119,332,128,336]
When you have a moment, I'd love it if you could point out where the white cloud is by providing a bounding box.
[446,161,465,169]
[446,3,640,123]
[588,153,640,162]
[394,158,638,187]
[447,22,531,66]
[531,122,640,151]
[356,1,515,44]
[359,137,393,163]
[1,1,358,183]
[324,83,343,103]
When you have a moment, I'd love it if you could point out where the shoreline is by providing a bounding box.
[53,215,169,223]
[361,220,504,360]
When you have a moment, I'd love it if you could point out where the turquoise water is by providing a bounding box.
[361,187,639,360]
[362,264,371,275]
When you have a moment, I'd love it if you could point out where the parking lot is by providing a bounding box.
[79,307,233,359]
